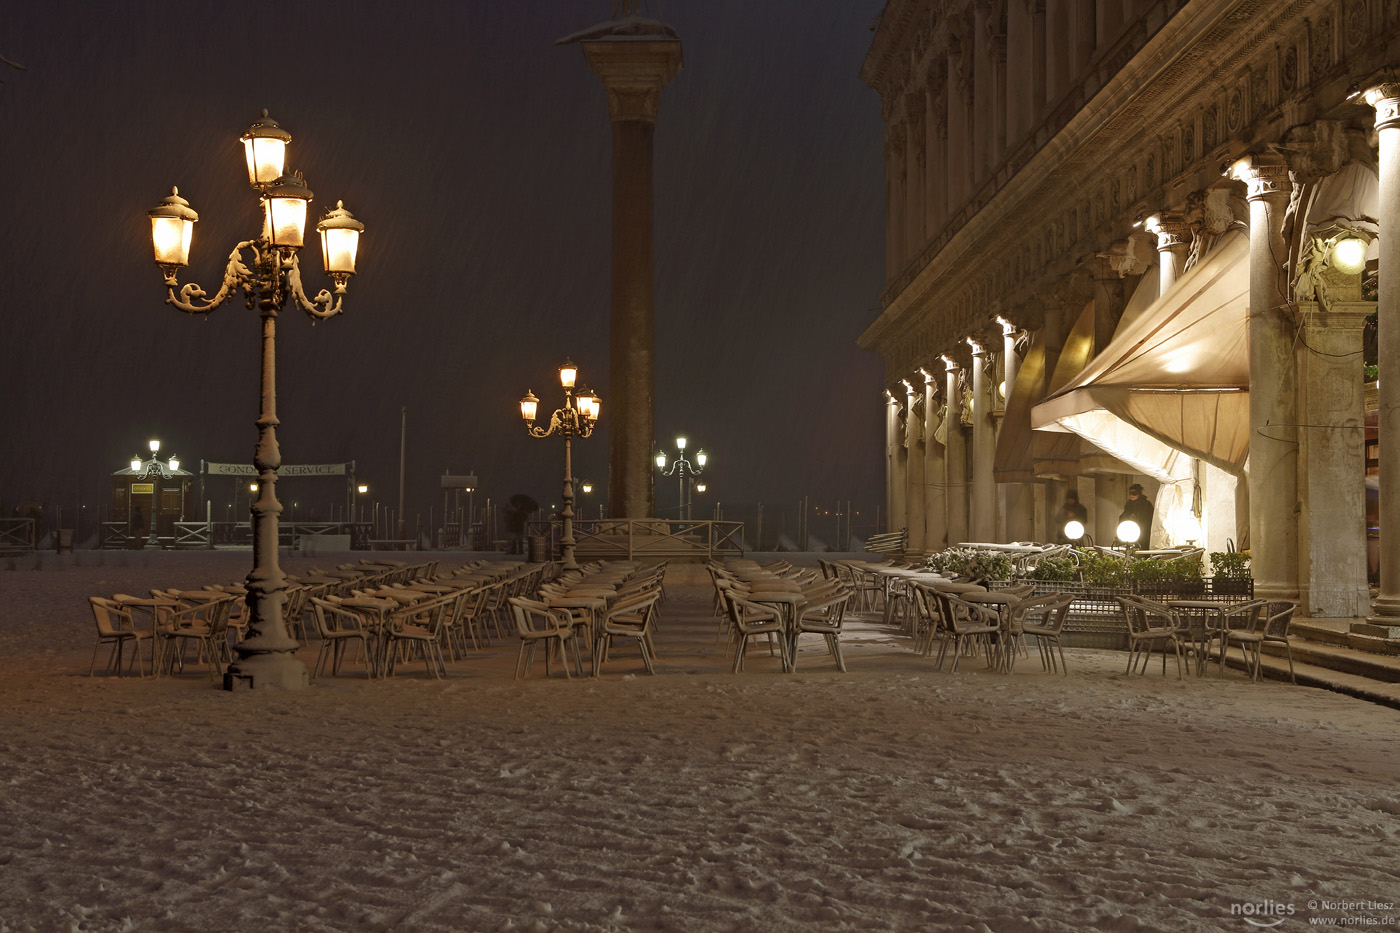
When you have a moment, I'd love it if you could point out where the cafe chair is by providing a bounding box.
[1015,592,1076,674]
[722,590,790,673]
[383,594,453,679]
[792,583,853,672]
[1118,596,1184,679]
[508,596,583,679]
[933,592,1001,673]
[1227,600,1297,683]
[152,592,237,680]
[309,597,375,679]
[88,596,151,677]
[596,588,664,676]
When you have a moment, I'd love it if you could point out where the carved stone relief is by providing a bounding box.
[1344,0,1367,49]
[1281,44,1298,91]
[1205,104,1218,149]
[1311,17,1332,80]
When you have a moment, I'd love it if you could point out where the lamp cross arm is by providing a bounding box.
[286,253,346,320]
[163,240,259,314]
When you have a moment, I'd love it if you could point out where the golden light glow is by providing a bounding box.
[130,457,142,472]
[696,483,707,493]
[149,439,161,453]
[249,482,259,493]
[581,482,593,494]
[239,111,291,188]
[148,187,198,267]
[1064,520,1085,540]
[1330,235,1368,275]
[1117,520,1142,544]
[317,201,364,275]
[519,391,539,423]
[656,452,668,468]
[558,360,578,389]
[357,483,369,494]
[696,450,707,468]
[265,195,309,248]
[243,137,286,187]
[168,456,180,471]
[676,436,687,450]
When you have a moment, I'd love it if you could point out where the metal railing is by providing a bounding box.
[0,518,36,552]
[524,518,745,561]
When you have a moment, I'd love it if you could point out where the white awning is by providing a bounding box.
[1030,229,1251,480]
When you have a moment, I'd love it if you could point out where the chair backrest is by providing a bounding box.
[507,596,567,636]
[90,596,134,636]
[941,593,1001,632]
[1262,600,1296,637]
[724,591,782,634]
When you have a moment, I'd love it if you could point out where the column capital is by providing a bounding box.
[1361,82,1400,131]
[1228,154,1291,202]
[1143,211,1193,253]
[580,37,683,123]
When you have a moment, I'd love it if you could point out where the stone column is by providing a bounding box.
[905,379,926,553]
[1296,300,1371,617]
[906,95,926,259]
[886,391,907,538]
[923,370,948,551]
[1232,155,1299,601]
[576,24,682,520]
[1005,0,1032,143]
[999,319,1033,541]
[944,355,970,544]
[973,0,993,182]
[969,338,997,540]
[1363,80,1400,628]
[946,36,972,211]
[927,75,949,235]
[884,123,907,281]
[1145,211,1191,293]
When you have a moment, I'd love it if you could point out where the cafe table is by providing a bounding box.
[1166,599,1236,676]
[956,590,1023,672]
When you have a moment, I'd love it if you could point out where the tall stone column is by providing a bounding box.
[1363,80,1400,628]
[1296,300,1371,617]
[1232,155,1299,601]
[943,356,970,544]
[973,0,993,182]
[927,75,949,236]
[969,338,997,540]
[905,379,926,553]
[1145,211,1191,292]
[572,18,682,520]
[999,318,1032,541]
[886,391,908,537]
[923,370,948,551]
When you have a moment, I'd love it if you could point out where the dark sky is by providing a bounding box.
[1,1,886,538]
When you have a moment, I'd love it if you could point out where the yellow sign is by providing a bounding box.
[131,483,154,495]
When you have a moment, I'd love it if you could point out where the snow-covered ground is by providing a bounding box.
[1,550,1398,932]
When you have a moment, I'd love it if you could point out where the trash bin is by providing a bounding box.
[527,534,550,562]
[56,529,73,554]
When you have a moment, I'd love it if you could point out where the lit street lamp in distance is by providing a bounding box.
[146,109,365,691]
[655,436,707,520]
[519,359,601,570]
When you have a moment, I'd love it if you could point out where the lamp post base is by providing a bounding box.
[222,651,309,691]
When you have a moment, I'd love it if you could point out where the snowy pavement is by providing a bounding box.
[1,551,1398,931]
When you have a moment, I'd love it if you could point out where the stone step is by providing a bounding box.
[1225,647,1400,711]
[1255,636,1400,683]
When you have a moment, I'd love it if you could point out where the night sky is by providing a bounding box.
[1,1,886,541]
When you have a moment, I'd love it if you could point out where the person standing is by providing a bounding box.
[1118,483,1154,545]
[1056,491,1089,543]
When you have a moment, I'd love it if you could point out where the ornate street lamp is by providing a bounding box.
[145,110,365,691]
[520,360,601,570]
[655,436,707,520]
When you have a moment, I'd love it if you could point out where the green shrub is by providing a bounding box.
[1027,553,1077,582]
[925,547,1013,583]
[1209,551,1251,579]
[1078,550,1128,586]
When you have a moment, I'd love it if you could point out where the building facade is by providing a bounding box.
[859,0,1397,619]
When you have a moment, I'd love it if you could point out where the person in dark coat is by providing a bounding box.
[1056,491,1089,543]
[1118,484,1154,545]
